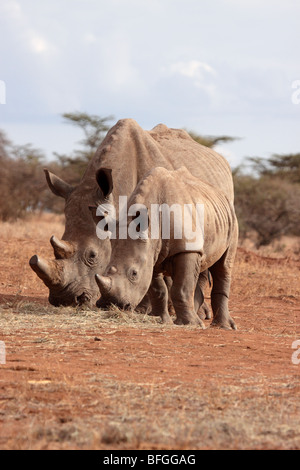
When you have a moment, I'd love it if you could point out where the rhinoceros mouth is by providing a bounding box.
[48,296,70,307]
[96,295,132,311]
[75,292,92,306]
[48,286,95,307]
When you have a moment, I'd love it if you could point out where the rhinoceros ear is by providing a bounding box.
[44,169,73,199]
[88,205,100,225]
[96,168,113,199]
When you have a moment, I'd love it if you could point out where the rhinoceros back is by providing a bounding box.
[149,123,234,202]
[82,118,234,203]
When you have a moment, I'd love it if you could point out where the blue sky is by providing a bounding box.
[0,0,299,167]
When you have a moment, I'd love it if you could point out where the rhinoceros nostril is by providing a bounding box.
[76,293,89,305]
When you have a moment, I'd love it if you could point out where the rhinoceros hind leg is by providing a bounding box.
[197,271,211,319]
[209,236,237,330]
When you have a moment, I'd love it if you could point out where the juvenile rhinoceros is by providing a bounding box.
[29,119,234,308]
[96,167,238,329]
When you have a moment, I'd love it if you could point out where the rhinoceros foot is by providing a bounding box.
[134,294,152,315]
[174,313,205,329]
[210,317,237,330]
[197,301,211,320]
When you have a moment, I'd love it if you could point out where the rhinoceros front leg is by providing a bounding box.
[165,274,209,319]
[148,273,173,324]
[209,244,237,330]
[170,253,205,328]
[135,293,152,315]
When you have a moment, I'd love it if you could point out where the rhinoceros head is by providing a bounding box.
[95,237,154,311]
[29,168,114,307]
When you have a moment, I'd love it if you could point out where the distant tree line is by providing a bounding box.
[0,112,299,247]
[0,113,113,219]
[233,155,300,246]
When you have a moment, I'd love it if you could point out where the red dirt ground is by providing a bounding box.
[0,216,299,449]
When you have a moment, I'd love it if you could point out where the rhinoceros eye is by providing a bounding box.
[84,249,98,266]
[128,267,138,283]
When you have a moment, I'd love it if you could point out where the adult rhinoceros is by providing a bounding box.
[95,166,238,329]
[29,119,234,307]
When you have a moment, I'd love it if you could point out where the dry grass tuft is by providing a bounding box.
[99,304,160,325]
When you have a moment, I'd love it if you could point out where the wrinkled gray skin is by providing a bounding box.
[29,119,234,309]
[96,167,238,330]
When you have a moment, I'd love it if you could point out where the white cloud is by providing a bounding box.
[83,33,97,44]
[0,0,22,19]
[163,60,218,100]
[169,60,216,80]
[27,29,53,54]
[94,33,146,95]
[0,1,56,56]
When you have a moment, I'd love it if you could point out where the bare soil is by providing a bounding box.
[0,214,299,450]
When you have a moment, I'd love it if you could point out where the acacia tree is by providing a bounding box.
[248,153,300,183]
[187,130,238,148]
[53,112,114,182]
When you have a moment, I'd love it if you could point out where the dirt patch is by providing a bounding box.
[0,215,299,449]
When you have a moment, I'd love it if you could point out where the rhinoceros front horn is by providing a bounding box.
[95,274,112,295]
[29,255,55,285]
[50,235,74,259]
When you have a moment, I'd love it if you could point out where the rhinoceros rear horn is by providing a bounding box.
[44,169,73,199]
[29,255,56,286]
[50,235,74,259]
[95,274,112,295]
